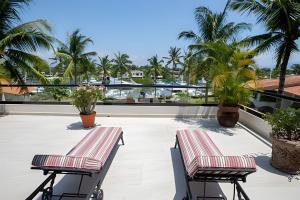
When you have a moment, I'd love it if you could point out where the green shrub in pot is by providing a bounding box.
[264,108,300,174]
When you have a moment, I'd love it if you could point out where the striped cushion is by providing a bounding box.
[32,127,123,171]
[32,155,102,170]
[177,129,256,177]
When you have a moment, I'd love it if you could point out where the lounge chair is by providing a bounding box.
[26,126,124,200]
[175,129,256,200]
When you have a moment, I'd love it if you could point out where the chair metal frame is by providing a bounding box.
[26,133,124,200]
[175,136,256,200]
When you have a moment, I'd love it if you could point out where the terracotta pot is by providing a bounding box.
[217,106,239,128]
[272,138,300,174]
[80,111,96,128]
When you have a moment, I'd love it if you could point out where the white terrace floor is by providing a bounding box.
[0,115,299,200]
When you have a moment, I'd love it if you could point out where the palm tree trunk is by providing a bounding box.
[276,41,293,108]
[74,60,77,85]
[154,68,157,98]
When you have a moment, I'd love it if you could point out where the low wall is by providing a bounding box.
[2,104,218,118]
[239,109,272,140]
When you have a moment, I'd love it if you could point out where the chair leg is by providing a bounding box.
[120,134,125,145]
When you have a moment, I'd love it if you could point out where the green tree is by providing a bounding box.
[163,47,183,82]
[178,0,251,43]
[147,55,164,85]
[181,51,194,85]
[78,57,96,83]
[112,52,132,84]
[0,0,54,85]
[230,0,300,95]
[97,55,112,83]
[256,67,271,79]
[291,64,300,75]
[56,29,96,84]
[204,41,258,106]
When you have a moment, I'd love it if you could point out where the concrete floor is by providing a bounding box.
[0,115,299,200]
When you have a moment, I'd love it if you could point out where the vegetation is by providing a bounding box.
[112,52,132,83]
[203,41,257,106]
[230,0,300,95]
[163,47,183,81]
[71,85,103,115]
[97,55,112,84]
[0,0,54,85]
[178,0,251,43]
[265,108,300,141]
[147,55,164,84]
[55,29,96,84]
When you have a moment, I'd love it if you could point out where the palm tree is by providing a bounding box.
[163,47,183,83]
[203,41,258,106]
[230,0,300,95]
[0,0,54,85]
[181,51,194,86]
[147,55,164,97]
[178,0,251,44]
[56,29,96,84]
[112,52,132,84]
[78,57,96,83]
[97,55,112,84]
[147,55,164,85]
[291,64,300,75]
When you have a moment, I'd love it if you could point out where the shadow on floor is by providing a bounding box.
[66,122,101,130]
[253,153,300,182]
[170,148,226,200]
[174,117,238,136]
[35,143,123,200]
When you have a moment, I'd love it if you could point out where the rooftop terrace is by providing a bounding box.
[1,114,299,200]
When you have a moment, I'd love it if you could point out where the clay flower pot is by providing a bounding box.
[217,106,239,128]
[80,111,96,128]
[272,138,300,174]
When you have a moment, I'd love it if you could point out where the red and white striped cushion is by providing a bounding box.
[32,155,102,170]
[32,127,123,171]
[177,129,256,177]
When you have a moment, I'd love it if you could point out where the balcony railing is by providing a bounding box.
[1,84,299,119]
[0,84,217,105]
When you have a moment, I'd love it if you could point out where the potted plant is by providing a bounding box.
[126,93,135,104]
[265,108,300,174]
[71,85,103,128]
[205,42,257,127]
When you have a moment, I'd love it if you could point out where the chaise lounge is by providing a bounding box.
[26,126,124,200]
[175,129,256,200]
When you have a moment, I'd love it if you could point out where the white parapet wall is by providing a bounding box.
[239,109,272,140]
[2,104,218,118]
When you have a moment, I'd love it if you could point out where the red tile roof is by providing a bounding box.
[246,75,300,96]
[0,79,34,95]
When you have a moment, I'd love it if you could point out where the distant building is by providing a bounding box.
[246,75,300,112]
[0,79,34,101]
[247,75,300,98]
[124,70,144,78]
[169,69,181,79]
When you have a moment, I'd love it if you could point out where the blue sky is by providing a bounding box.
[21,0,300,68]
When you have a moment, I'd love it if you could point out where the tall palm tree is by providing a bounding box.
[97,55,112,84]
[230,0,300,95]
[147,55,164,97]
[56,29,96,84]
[0,0,54,85]
[78,57,96,83]
[181,51,194,86]
[112,52,132,84]
[147,55,164,85]
[178,0,251,44]
[163,47,183,83]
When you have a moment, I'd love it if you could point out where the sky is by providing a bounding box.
[20,0,300,68]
